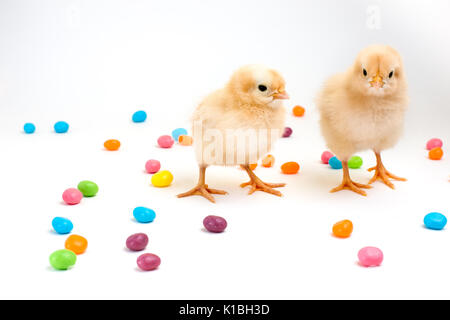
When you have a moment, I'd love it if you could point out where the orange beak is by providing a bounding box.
[272,90,290,100]
[370,72,384,88]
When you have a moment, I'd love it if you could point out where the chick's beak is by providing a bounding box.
[272,90,290,100]
[370,72,384,88]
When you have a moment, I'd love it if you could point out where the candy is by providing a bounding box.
[24,123,36,134]
[281,161,300,174]
[133,207,156,223]
[145,159,161,174]
[49,249,77,270]
[429,147,443,160]
[332,220,353,238]
[132,110,147,123]
[54,121,69,133]
[203,215,227,233]
[137,253,161,271]
[321,151,334,164]
[62,188,83,205]
[52,217,73,234]
[262,155,275,168]
[426,138,443,150]
[172,128,188,141]
[104,139,121,151]
[151,170,173,187]
[358,247,383,267]
[424,212,447,230]
[348,155,363,169]
[65,234,88,255]
[77,180,99,197]
[178,135,193,146]
[126,233,149,251]
[282,127,292,138]
[157,135,174,148]
[249,163,257,170]
[329,156,342,169]
[292,105,305,117]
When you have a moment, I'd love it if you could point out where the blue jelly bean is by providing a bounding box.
[424,212,447,230]
[171,128,188,141]
[132,111,147,123]
[133,207,156,223]
[52,217,73,234]
[54,121,69,133]
[329,156,342,169]
[24,123,36,134]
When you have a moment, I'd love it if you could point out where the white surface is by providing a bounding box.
[1,0,450,299]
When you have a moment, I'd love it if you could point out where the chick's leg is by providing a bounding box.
[368,151,406,189]
[240,165,285,197]
[177,165,227,203]
[331,161,371,196]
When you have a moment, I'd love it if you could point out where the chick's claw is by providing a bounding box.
[240,179,285,196]
[330,179,371,197]
[177,184,228,203]
[367,165,406,189]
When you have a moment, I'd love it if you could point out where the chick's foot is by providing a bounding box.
[240,165,285,197]
[177,184,227,203]
[368,152,406,189]
[330,162,371,196]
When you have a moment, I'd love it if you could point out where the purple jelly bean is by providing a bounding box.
[203,215,227,233]
[126,233,149,251]
[282,127,292,138]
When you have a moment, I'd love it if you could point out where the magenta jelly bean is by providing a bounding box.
[126,233,149,251]
[145,159,161,174]
[426,138,443,150]
[321,151,334,164]
[358,247,383,267]
[62,188,83,205]
[157,135,174,148]
[282,127,292,138]
[203,215,227,233]
[137,253,161,271]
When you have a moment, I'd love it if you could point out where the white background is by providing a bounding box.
[0,0,450,299]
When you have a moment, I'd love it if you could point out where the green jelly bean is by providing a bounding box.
[348,156,363,169]
[77,180,99,197]
[49,249,77,270]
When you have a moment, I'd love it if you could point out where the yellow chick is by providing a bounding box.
[316,45,408,196]
[178,65,289,203]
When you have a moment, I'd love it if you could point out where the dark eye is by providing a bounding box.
[258,85,267,92]
[389,71,394,78]
[363,69,368,77]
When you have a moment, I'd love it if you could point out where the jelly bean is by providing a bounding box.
[126,233,149,251]
[348,155,363,169]
[151,170,173,187]
[137,253,161,271]
[49,249,77,270]
[62,188,83,205]
[172,128,188,141]
[132,110,147,123]
[282,127,292,138]
[104,139,121,151]
[203,215,227,233]
[54,121,69,133]
[426,138,443,150]
[133,207,156,223]
[24,123,36,134]
[52,217,73,234]
[77,180,99,197]
[429,147,443,160]
[262,155,275,168]
[329,156,342,169]
[321,151,334,164]
[145,159,161,174]
[249,163,257,170]
[157,135,174,148]
[332,220,353,238]
[281,161,300,174]
[65,234,88,255]
[292,105,305,117]
[358,247,383,267]
[178,135,193,146]
[424,212,447,230]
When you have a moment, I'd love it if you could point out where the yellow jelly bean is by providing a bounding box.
[151,170,173,187]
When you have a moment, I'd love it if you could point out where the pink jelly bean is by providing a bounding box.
[62,188,83,205]
[321,151,334,164]
[157,135,174,148]
[358,247,383,267]
[426,138,443,150]
[145,159,161,174]
[203,215,227,233]
[137,253,161,271]
[126,233,149,251]
[282,127,293,138]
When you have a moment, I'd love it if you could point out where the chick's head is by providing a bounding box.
[351,45,406,97]
[227,65,289,107]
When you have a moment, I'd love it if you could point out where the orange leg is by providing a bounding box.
[368,151,406,189]
[331,161,371,196]
[177,166,227,203]
[240,165,285,197]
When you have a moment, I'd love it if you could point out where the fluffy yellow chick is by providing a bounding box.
[316,45,408,196]
[178,65,289,203]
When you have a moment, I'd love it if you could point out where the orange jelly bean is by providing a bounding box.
[104,139,121,151]
[429,147,443,160]
[292,105,305,117]
[178,135,193,146]
[249,163,257,170]
[281,161,300,174]
[332,220,353,238]
[262,155,275,168]
[65,234,88,255]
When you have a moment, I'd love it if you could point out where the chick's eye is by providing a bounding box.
[363,69,368,77]
[258,85,267,92]
[389,71,394,78]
